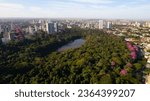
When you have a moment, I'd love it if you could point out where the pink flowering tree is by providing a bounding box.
[131,51,137,59]
[120,69,127,75]
[126,42,138,60]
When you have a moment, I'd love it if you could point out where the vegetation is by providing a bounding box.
[0,28,148,84]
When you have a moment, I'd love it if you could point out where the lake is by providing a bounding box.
[57,39,85,52]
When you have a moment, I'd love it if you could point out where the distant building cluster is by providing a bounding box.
[1,18,150,44]
[0,19,114,44]
[0,23,24,43]
[0,20,59,43]
[65,19,112,30]
[27,20,58,35]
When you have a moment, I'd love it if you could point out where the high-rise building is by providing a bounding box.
[8,32,15,40]
[145,22,150,28]
[34,25,38,32]
[99,20,104,29]
[41,21,58,34]
[46,22,55,34]
[107,22,112,29]
[134,22,141,27]
[28,26,34,34]
[54,23,58,32]
[41,21,47,32]
[32,20,35,24]
[1,32,15,44]
[38,20,42,24]
[28,25,38,34]
[1,37,10,44]
[0,25,1,33]
[10,23,14,30]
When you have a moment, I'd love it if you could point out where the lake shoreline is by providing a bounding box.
[57,38,85,52]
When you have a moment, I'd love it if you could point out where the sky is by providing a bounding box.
[0,0,150,19]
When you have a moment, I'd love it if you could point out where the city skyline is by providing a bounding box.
[0,0,150,19]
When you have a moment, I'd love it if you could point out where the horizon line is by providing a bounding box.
[0,17,149,21]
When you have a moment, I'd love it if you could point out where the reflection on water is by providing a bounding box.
[57,39,85,52]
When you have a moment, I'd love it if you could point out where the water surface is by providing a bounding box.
[57,39,85,52]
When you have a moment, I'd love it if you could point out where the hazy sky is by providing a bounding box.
[0,0,150,19]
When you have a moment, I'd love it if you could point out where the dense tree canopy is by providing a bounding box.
[0,28,149,84]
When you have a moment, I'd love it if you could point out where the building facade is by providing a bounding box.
[46,22,55,34]
[99,20,104,29]
[107,21,112,29]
